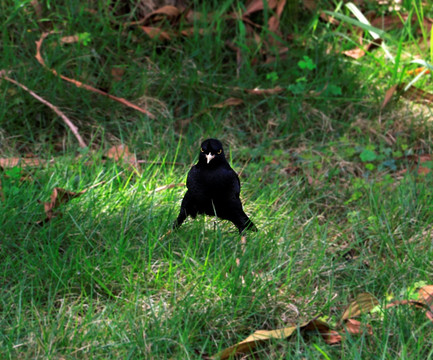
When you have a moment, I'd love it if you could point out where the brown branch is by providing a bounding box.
[35,32,155,119]
[0,70,87,148]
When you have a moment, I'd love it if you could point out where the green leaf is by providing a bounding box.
[365,163,375,171]
[325,84,342,96]
[360,149,377,162]
[298,56,316,71]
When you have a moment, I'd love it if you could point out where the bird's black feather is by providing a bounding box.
[174,138,256,233]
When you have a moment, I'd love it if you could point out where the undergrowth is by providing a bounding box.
[1,0,433,359]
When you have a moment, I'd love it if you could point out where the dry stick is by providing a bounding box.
[35,32,155,119]
[0,72,87,148]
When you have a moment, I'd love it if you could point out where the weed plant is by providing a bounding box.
[1,1,433,359]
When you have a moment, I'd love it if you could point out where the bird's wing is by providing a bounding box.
[222,166,240,195]
[186,165,199,190]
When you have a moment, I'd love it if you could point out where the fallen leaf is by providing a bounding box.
[418,285,433,322]
[37,181,104,225]
[371,13,432,34]
[244,0,278,17]
[343,48,365,59]
[381,84,398,109]
[213,323,303,359]
[419,154,433,164]
[213,317,344,359]
[399,83,433,105]
[180,27,203,37]
[344,318,373,336]
[268,0,286,33]
[341,293,379,320]
[282,165,301,176]
[144,5,181,24]
[418,285,433,307]
[211,97,243,108]
[343,39,382,59]
[30,0,43,19]
[303,0,316,11]
[141,26,172,40]
[0,158,45,168]
[60,35,80,44]
[417,167,431,175]
[42,187,83,219]
[303,319,342,344]
[244,86,284,95]
[111,67,125,82]
[106,144,135,163]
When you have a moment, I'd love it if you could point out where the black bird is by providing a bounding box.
[174,138,257,233]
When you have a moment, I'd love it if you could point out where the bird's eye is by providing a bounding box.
[217,149,222,154]
[200,148,204,153]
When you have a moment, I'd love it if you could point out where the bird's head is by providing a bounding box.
[199,138,226,166]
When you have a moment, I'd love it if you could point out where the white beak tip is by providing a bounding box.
[206,153,215,164]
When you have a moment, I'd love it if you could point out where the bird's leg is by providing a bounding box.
[240,234,247,253]
[173,210,187,229]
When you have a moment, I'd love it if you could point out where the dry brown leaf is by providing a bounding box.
[244,0,278,17]
[344,318,373,336]
[30,0,43,19]
[418,285,433,322]
[385,299,427,312]
[180,27,203,37]
[397,167,431,176]
[371,13,432,34]
[213,322,304,359]
[343,39,382,59]
[399,83,433,105]
[303,319,342,345]
[343,48,365,59]
[0,158,45,168]
[341,293,379,320]
[419,154,433,163]
[106,144,137,165]
[111,67,125,82]
[141,26,172,40]
[244,86,284,95]
[37,182,104,225]
[303,0,340,25]
[396,154,433,175]
[268,0,286,33]
[418,285,433,307]
[43,187,83,219]
[381,84,398,109]
[282,165,301,176]
[303,0,316,11]
[146,5,181,18]
[213,317,344,359]
[211,97,243,108]
[417,166,431,175]
[60,35,79,44]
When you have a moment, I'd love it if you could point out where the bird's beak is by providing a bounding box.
[206,153,215,164]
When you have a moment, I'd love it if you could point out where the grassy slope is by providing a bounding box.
[1,1,433,359]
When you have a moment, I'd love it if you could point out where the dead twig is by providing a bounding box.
[35,32,155,119]
[0,70,87,148]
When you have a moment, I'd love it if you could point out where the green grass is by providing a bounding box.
[1,0,433,359]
